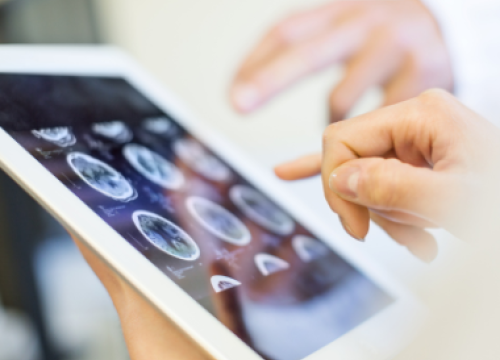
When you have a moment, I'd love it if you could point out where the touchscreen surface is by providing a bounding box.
[0,74,393,360]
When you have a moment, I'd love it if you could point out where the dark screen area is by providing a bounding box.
[0,74,162,131]
[0,74,393,360]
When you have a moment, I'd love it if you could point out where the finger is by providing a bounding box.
[231,14,371,113]
[274,153,321,180]
[370,208,439,228]
[383,58,423,106]
[371,212,438,263]
[329,29,403,122]
[328,157,461,225]
[237,1,361,76]
[71,235,124,298]
[383,47,454,107]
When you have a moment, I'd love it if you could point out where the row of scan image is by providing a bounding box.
[134,209,330,294]
[33,118,172,147]
[64,147,297,236]
[32,118,233,183]
[211,235,331,293]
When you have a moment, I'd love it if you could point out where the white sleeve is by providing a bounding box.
[421,0,500,125]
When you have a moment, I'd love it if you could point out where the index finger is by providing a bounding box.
[274,153,322,180]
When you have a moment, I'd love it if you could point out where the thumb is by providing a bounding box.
[328,157,462,227]
[71,236,125,302]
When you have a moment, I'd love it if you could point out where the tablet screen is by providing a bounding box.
[0,74,393,360]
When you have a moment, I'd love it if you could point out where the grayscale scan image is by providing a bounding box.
[133,211,200,261]
[123,143,185,190]
[32,127,77,147]
[92,121,133,143]
[67,152,137,201]
[186,196,251,246]
[210,275,241,293]
[174,138,232,183]
[230,185,295,236]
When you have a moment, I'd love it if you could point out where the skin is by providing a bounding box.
[230,0,453,122]
[275,89,500,261]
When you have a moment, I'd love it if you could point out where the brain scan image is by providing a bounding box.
[123,144,185,190]
[230,185,295,236]
[92,121,133,143]
[143,117,173,135]
[32,127,76,147]
[210,275,242,293]
[173,138,232,183]
[133,210,200,261]
[292,235,330,263]
[186,197,251,246]
[255,253,290,276]
[67,152,137,201]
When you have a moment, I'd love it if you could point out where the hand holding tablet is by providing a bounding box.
[73,237,210,360]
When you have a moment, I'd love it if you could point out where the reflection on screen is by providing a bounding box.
[0,74,393,360]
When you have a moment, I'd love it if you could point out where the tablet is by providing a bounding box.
[0,46,424,360]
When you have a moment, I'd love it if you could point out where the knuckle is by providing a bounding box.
[329,93,350,119]
[414,88,459,125]
[322,122,344,146]
[418,88,454,105]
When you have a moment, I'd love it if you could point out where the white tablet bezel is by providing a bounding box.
[0,46,425,360]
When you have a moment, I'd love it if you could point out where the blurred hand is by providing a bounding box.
[72,238,210,360]
[230,0,453,122]
[275,90,500,261]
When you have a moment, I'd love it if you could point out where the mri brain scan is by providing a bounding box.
[92,121,133,143]
[230,185,295,236]
[255,253,290,276]
[292,235,330,263]
[123,144,185,190]
[173,138,232,182]
[67,152,137,201]
[133,210,200,261]
[143,117,173,135]
[210,275,242,293]
[32,127,76,147]
[186,196,251,246]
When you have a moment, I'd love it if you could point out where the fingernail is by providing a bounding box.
[340,218,365,242]
[345,224,365,242]
[407,246,436,264]
[232,84,260,112]
[329,166,360,199]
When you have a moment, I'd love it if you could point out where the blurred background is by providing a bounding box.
[0,1,451,359]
